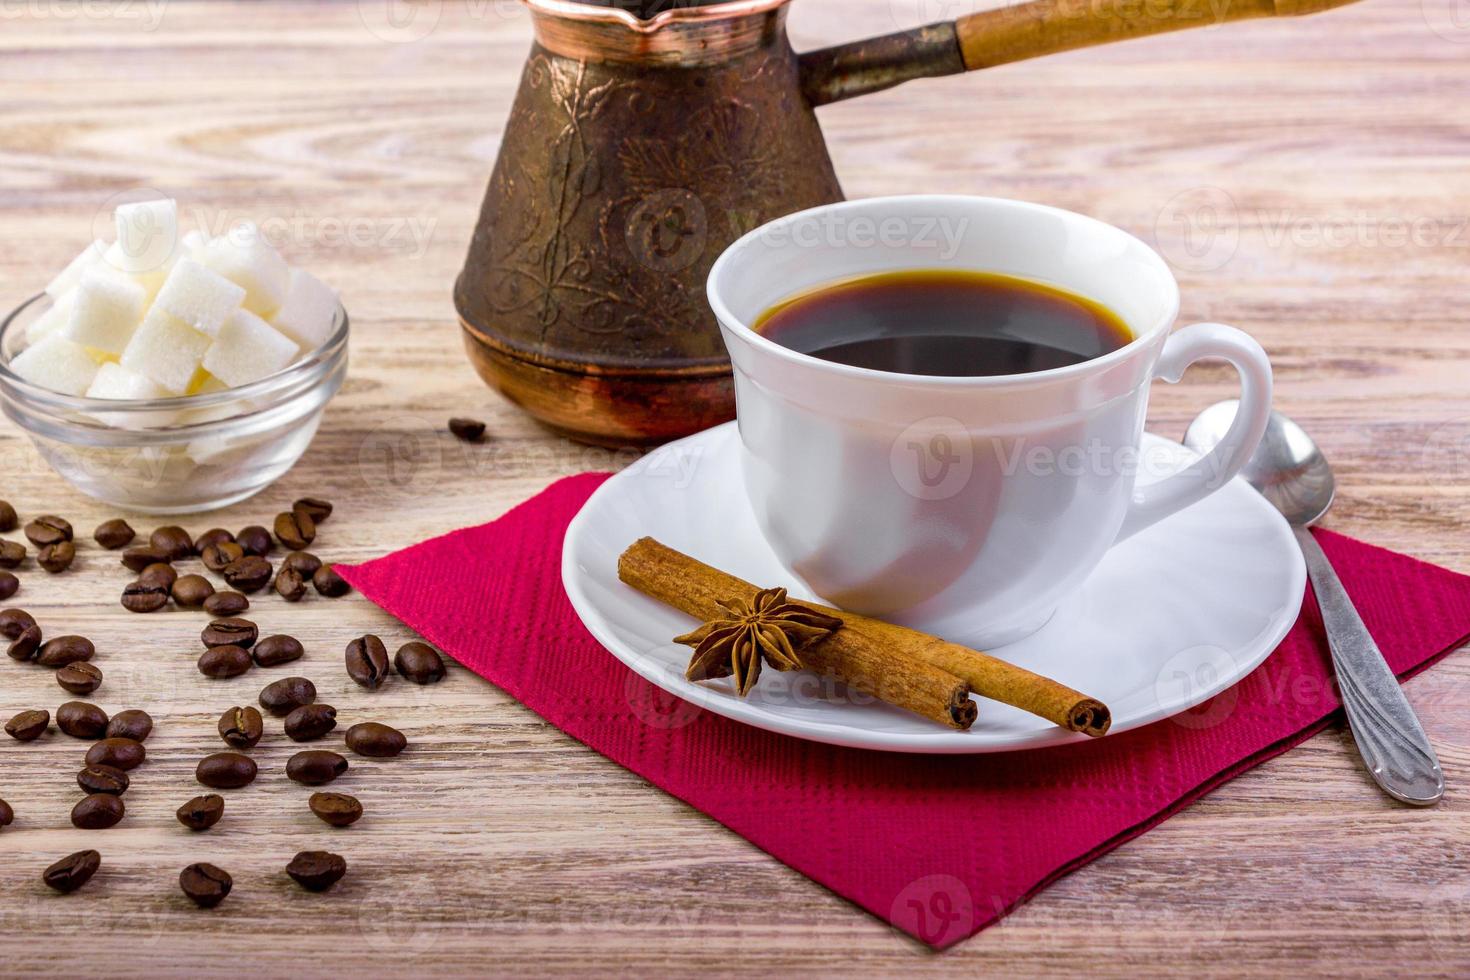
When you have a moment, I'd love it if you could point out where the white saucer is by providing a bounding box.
[563,422,1306,754]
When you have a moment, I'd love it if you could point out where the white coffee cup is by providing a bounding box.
[707,195,1272,648]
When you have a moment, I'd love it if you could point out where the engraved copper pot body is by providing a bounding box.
[457,0,1361,446]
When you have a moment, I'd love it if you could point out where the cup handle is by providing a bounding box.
[1116,322,1274,542]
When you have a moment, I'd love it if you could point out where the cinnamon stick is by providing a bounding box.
[619,538,1110,737]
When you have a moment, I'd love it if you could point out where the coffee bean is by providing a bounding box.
[139,562,178,590]
[286,750,348,785]
[345,722,407,758]
[38,540,75,573]
[106,710,153,742]
[172,574,215,607]
[177,794,225,832]
[253,634,303,668]
[36,635,94,667]
[93,518,135,549]
[7,624,42,662]
[396,642,446,685]
[203,590,249,617]
[0,798,12,829]
[86,737,146,771]
[78,764,129,795]
[286,851,347,892]
[448,417,486,442]
[24,515,72,547]
[179,863,232,908]
[121,546,171,572]
[5,709,48,741]
[202,617,257,649]
[56,701,109,740]
[345,635,389,689]
[196,752,257,789]
[274,510,315,551]
[44,850,101,894]
[198,645,252,679]
[121,580,170,613]
[71,793,124,830]
[195,528,234,552]
[274,566,307,602]
[308,792,362,828]
[312,565,351,598]
[282,551,323,578]
[150,525,194,561]
[218,706,263,749]
[236,525,273,557]
[260,676,315,717]
[0,500,15,532]
[285,703,337,742]
[0,572,16,600]
[57,662,103,695]
[293,497,333,523]
[0,540,25,568]
[200,540,244,572]
[222,555,272,593]
[0,607,34,639]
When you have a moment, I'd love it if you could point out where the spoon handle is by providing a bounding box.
[1294,527,1444,805]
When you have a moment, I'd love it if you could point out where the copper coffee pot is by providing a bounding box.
[456,0,1359,446]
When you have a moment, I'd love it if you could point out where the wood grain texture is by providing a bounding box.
[0,0,1467,975]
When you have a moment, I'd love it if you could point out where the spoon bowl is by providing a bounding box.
[1185,399,1336,527]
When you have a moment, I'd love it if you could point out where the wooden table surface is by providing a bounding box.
[1,0,1468,975]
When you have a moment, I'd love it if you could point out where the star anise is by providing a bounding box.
[674,587,843,697]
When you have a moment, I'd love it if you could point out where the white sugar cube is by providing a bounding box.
[86,362,168,400]
[10,334,101,396]
[200,223,289,317]
[202,308,299,387]
[45,240,105,299]
[181,230,208,258]
[62,270,147,355]
[152,257,245,337]
[104,240,178,302]
[26,294,73,344]
[269,268,338,351]
[120,308,211,394]
[112,198,178,275]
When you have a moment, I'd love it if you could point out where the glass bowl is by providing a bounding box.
[0,294,348,514]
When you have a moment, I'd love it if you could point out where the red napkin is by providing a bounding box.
[338,473,1470,949]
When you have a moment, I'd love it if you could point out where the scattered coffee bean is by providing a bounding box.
[78,764,129,796]
[179,863,232,908]
[56,701,109,740]
[150,525,194,561]
[176,794,225,832]
[0,571,16,601]
[139,562,178,590]
[36,635,94,667]
[196,752,257,789]
[293,497,333,523]
[172,574,215,607]
[287,750,348,786]
[24,515,72,548]
[86,737,146,771]
[202,617,257,649]
[286,851,347,892]
[198,645,252,679]
[0,607,35,639]
[218,706,263,749]
[236,525,273,557]
[200,540,244,572]
[345,634,390,689]
[94,518,135,549]
[195,528,235,552]
[345,722,407,758]
[44,850,101,894]
[71,793,124,830]
[57,661,103,696]
[121,545,171,572]
[0,500,15,532]
[313,564,351,598]
[282,551,323,578]
[106,710,153,742]
[121,580,169,613]
[0,798,11,830]
[0,540,25,568]
[448,417,486,442]
[7,624,42,662]
[253,634,303,668]
[5,709,48,741]
[222,555,272,593]
[260,676,316,717]
[395,641,447,684]
[274,509,315,551]
[274,566,307,602]
[309,792,362,828]
[285,703,337,742]
[37,540,75,573]
[203,590,249,617]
